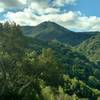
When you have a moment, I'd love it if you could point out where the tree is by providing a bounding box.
[38,48,63,86]
[0,22,24,58]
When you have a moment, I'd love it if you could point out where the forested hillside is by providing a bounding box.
[0,22,100,100]
[21,21,94,46]
[78,33,100,63]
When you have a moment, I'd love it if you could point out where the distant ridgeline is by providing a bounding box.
[0,22,100,100]
[21,21,98,46]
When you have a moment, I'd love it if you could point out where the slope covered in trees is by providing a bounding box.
[0,22,100,100]
[78,33,100,63]
[21,21,94,46]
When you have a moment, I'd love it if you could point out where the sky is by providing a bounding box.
[0,0,100,32]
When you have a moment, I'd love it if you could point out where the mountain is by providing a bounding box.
[0,22,100,100]
[21,21,95,45]
[78,33,100,63]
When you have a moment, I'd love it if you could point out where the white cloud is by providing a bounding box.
[5,7,100,32]
[18,0,27,4]
[0,0,77,9]
[52,0,77,6]
[29,2,60,15]
[0,0,100,32]
[0,0,27,8]
[0,8,4,12]
[0,2,5,8]
[6,8,36,26]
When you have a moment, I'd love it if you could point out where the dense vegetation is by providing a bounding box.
[78,33,100,63]
[21,21,94,46]
[0,22,100,100]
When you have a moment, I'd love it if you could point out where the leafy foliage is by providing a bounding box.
[0,22,100,100]
[78,33,100,63]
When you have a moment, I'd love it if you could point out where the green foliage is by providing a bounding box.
[41,86,56,100]
[0,22,100,100]
[21,21,93,45]
[88,76,100,88]
[78,33,100,63]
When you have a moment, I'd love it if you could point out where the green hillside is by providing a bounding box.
[0,22,100,100]
[78,33,100,63]
[21,21,94,46]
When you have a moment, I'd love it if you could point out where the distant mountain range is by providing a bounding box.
[21,21,98,45]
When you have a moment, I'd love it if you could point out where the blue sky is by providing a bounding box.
[74,0,100,17]
[57,0,100,17]
[0,0,100,31]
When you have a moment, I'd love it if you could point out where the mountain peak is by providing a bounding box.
[38,21,62,28]
[37,21,73,33]
[21,21,93,45]
[39,21,59,26]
